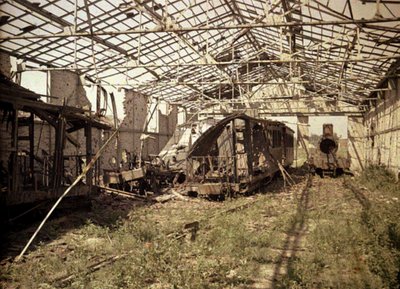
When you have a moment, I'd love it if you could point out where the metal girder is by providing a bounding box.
[281,0,302,53]
[1,0,399,111]
[17,54,400,72]
[8,0,215,98]
[0,48,57,68]
[2,16,400,40]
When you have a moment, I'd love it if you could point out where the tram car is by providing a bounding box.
[159,113,294,197]
[309,123,350,177]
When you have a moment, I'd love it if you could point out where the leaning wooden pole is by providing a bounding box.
[16,129,119,261]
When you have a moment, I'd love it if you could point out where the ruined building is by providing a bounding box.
[0,0,399,205]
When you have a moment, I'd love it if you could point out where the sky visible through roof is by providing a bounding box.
[3,0,400,136]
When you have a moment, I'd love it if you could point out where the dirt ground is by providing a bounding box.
[1,167,399,289]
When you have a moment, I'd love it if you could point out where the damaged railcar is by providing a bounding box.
[183,113,294,196]
[104,113,294,198]
[149,117,219,187]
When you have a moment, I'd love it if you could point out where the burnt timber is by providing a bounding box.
[0,74,111,207]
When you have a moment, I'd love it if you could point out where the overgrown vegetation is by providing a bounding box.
[279,166,400,289]
[2,168,399,288]
[1,178,303,289]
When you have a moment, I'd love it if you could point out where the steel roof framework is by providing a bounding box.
[1,0,400,110]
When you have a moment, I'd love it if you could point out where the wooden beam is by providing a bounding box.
[30,108,81,148]
[10,108,19,193]
[85,123,92,190]
[52,115,66,191]
[29,112,34,178]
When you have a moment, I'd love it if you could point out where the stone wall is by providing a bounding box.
[49,71,91,109]
[49,71,92,159]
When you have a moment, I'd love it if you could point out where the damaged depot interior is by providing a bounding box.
[0,0,400,288]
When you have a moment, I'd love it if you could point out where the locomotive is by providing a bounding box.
[309,123,350,177]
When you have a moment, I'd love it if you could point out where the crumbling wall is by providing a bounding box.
[143,104,178,156]
[121,89,147,158]
[101,89,147,170]
[101,90,178,170]
[291,116,310,166]
[364,77,400,178]
[49,71,92,158]
[0,52,11,78]
[49,71,91,108]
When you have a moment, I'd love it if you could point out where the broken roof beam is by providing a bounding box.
[130,0,234,86]
[223,0,287,94]
[30,107,80,148]
[10,0,129,57]
[8,0,162,82]
[281,0,299,53]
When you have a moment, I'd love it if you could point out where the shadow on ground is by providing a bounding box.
[0,193,151,262]
[271,171,312,289]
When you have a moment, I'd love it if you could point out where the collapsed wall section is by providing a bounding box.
[50,71,93,158]
[142,105,178,157]
[0,52,11,78]
[49,71,91,109]
[348,117,366,172]
[0,53,12,165]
